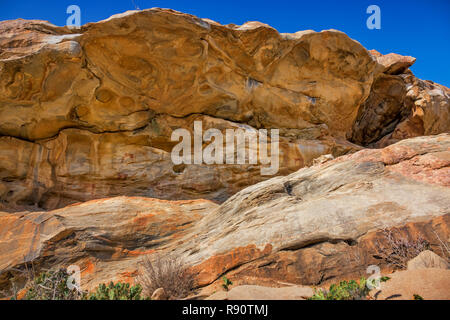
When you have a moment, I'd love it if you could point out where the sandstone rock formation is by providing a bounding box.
[407,250,449,270]
[0,197,218,291]
[206,285,314,300]
[373,268,450,300]
[351,50,449,148]
[1,9,448,209]
[185,134,450,287]
[0,134,448,295]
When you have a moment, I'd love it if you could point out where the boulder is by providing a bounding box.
[374,268,450,300]
[352,52,449,148]
[369,50,416,75]
[407,251,449,270]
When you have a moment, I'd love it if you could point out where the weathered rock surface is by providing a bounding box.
[0,134,448,295]
[369,50,416,75]
[373,268,450,300]
[1,9,448,209]
[0,117,357,210]
[0,197,218,290]
[184,134,450,287]
[407,250,449,270]
[206,285,314,300]
[351,51,449,147]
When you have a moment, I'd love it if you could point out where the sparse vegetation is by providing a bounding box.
[137,253,195,300]
[88,282,144,300]
[24,269,86,300]
[433,230,450,262]
[222,276,233,292]
[309,278,371,300]
[374,229,430,270]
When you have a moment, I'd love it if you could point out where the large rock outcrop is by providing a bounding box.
[351,50,450,147]
[0,197,218,291]
[0,134,448,294]
[1,9,448,209]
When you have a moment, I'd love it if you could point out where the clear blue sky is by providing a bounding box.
[1,0,449,87]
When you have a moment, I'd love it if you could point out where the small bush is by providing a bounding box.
[433,230,450,262]
[222,276,233,292]
[375,229,430,270]
[24,269,85,300]
[137,253,195,300]
[309,278,370,300]
[88,282,144,300]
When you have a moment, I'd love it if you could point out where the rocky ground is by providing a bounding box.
[0,8,449,300]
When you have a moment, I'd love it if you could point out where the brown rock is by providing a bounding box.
[0,116,357,210]
[206,285,314,300]
[374,269,450,300]
[0,196,217,291]
[352,51,448,148]
[369,50,416,75]
[373,75,450,148]
[187,134,450,287]
[0,8,449,295]
[407,251,449,270]
[0,8,382,209]
[1,9,448,209]
[0,135,449,296]
[351,74,409,146]
[0,9,449,210]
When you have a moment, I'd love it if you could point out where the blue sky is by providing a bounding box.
[1,0,449,86]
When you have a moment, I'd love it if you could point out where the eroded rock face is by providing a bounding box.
[206,285,315,300]
[351,51,450,147]
[2,9,447,209]
[0,116,357,209]
[374,268,450,300]
[407,250,449,270]
[0,134,448,294]
[184,134,450,286]
[0,197,218,291]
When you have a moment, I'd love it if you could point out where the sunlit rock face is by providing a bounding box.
[351,50,450,147]
[0,9,448,209]
[0,134,448,292]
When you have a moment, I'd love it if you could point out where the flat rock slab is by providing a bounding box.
[206,285,314,300]
[374,268,450,300]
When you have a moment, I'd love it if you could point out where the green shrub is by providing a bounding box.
[222,276,233,292]
[88,282,145,300]
[309,277,370,300]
